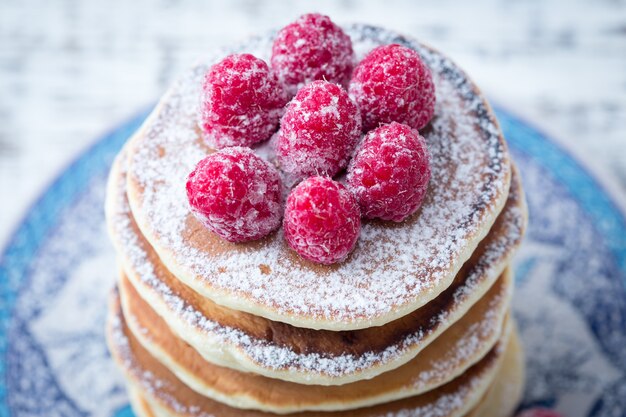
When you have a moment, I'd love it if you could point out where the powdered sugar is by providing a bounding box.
[199,53,288,149]
[271,13,354,95]
[121,279,510,411]
[276,80,361,181]
[347,122,431,222]
[109,303,503,417]
[349,43,435,131]
[283,176,361,265]
[186,147,283,242]
[108,149,520,378]
[124,25,511,329]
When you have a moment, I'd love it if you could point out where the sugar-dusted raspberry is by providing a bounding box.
[271,13,354,95]
[283,176,360,265]
[349,44,435,131]
[276,80,361,181]
[517,409,565,417]
[186,147,283,242]
[347,122,431,222]
[200,54,288,149]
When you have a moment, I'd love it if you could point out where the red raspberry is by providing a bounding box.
[271,13,354,95]
[186,147,283,242]
[349,44,435,131]
[347,122,431,222]
[276,80,361,181]
[200,54,288,149]
[517,409,565,417]
[283,176,360,265]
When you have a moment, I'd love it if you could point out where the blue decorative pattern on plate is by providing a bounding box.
[0,107,625,417]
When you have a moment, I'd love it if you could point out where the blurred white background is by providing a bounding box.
[1,0,625,246]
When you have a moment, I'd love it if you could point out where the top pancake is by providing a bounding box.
[125,25,512,331]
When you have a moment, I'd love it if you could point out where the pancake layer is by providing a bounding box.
[123,25,512,331]
[466,324,525,417]
[107,291,519,417]
[129,387,156,417]
[126,332,523,417]
[106,146,526,385]
[116,269,511,412]
[105,24,528,417]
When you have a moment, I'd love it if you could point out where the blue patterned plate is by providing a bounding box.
[0,107,625,417]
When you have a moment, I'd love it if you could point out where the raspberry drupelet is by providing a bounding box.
[347,122,431,222]
[284,176,361,265]
[271,13,354,95]
[349,44,435,131]
[199,54,288,149]
[186,147,283,242]
[276,80,361,181]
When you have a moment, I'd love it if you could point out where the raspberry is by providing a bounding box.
[347,122,431,222]
[200,54,288,149]
[186,147,283,242]
[271,13,354,95]
[276,80,361,181]
[517,409,565,417]
[349,44,435,131]
[283,176,361,265]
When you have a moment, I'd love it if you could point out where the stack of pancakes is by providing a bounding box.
[105,25,528,417]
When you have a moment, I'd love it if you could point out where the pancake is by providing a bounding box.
[129,386,157,417]
[466,323,525,417]
[117,268,511,413]
[122,24,512,331]
[126,332,524,417]
[107,290,517,417]
[106,146,526,385]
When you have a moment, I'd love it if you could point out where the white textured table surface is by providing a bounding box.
[1,0,625,247]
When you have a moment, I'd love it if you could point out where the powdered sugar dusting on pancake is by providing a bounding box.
[107,294,507,417]
[125,25,511,328]
[107,147,522,380]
